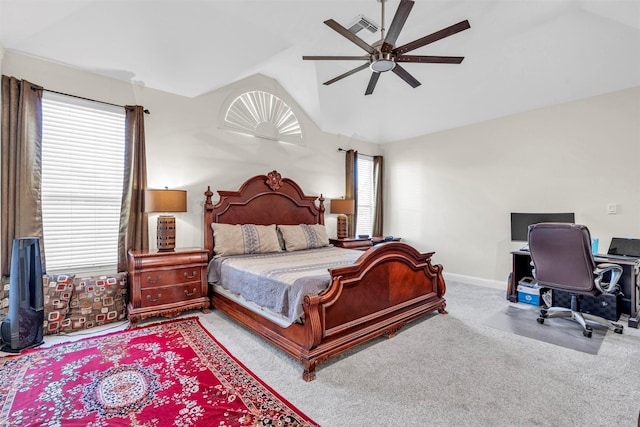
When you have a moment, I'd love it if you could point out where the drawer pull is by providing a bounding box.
[146,275,161,284]
[185,288,197,297]
[146,293,162,302]
[184,271,197,279]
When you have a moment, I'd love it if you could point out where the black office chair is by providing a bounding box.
[528,223,624,337]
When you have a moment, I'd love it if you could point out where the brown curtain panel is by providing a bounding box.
[118,105,148,271]
[345,149,358,238]
[1,75,44,276]
[372,155,384,237]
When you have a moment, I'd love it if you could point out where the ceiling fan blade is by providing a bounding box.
[365,72,381,95]
[323,63,370,86]
[382,0,415,52]
[393,20,471,56]
[303,55,370,61]
[324,19,377,54]
[396,55,465,64]
[392,64,421,88]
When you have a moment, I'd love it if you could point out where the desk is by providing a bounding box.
[508,250,640,328]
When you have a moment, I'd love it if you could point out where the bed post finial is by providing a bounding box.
[266,170,282,191]
[204,186,214,205]
[318,194,325,225]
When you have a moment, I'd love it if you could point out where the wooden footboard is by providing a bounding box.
[303,241,445,379]
[211,242,446,381]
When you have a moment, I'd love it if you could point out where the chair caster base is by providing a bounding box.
[583,329,592,338]
[537,317,545,324]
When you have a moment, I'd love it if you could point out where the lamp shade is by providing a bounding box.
[145,189,187,213]
[330,199,354,215]
[331,199,354,240]
[145,188,187,251]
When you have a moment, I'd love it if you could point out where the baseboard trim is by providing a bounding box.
[443,272,506,291]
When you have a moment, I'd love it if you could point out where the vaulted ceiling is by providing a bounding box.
[1,1,639,143]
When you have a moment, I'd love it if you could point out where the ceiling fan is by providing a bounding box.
[302,0,470,95]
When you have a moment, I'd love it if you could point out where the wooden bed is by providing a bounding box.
[204,170,447,381]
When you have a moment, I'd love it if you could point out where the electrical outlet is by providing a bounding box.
[607,203,617,214]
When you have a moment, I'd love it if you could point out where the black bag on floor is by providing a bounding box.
[552,290,622,321]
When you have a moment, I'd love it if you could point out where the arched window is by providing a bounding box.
[224,91,302,144]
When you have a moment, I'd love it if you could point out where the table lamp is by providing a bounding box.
[330,199,355,239]
[145,188,187,251]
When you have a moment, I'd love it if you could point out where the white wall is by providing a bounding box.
[1,51,380,254]
[3,51,639,286]
[383,86,640,285]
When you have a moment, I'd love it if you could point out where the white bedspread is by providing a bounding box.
[208,246,362,324]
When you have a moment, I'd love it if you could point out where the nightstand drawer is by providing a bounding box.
[140,283,202,308]
[139,267,201,288]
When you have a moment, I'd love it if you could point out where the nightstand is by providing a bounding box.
[329,238,374,251]
[127,248,209,326]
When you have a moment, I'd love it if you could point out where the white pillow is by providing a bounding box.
[277,224,330,251]
[212,223,282,257]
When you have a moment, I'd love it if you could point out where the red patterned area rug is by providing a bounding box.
[0,317,319,426]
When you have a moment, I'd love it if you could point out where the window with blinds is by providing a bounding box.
[41,92,125,273]
[356,155,374,237]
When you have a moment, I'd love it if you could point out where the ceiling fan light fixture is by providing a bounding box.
[370,59,395,72]
[370,51,396,72]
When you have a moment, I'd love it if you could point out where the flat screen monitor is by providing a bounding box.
[608,237,640,258]
[510,212,575,242]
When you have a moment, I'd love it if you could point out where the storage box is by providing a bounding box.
[517,283,543,306]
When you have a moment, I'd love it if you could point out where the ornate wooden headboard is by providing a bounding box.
[204,170,325,259]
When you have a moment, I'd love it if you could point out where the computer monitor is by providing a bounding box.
[510,212,575,242]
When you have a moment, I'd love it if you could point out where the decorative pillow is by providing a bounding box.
[62,273,128,332]
[212,223,282,257]
[277,224,330,251]
[0,274,74,336]
[0,276,9,321]
[42,274,75,335]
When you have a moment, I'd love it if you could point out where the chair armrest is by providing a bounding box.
[594,263,623,293]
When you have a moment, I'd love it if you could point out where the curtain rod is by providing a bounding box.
[34,87,150,114]
[338,147,374,157]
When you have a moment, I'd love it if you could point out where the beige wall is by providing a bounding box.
[1,51,380,254]
[383,86,640,285]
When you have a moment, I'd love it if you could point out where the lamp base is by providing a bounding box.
[337,214,348,239]
[157,215,176,251]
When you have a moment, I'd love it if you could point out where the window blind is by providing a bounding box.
[41,92,125,273]
[356,155,374,237]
